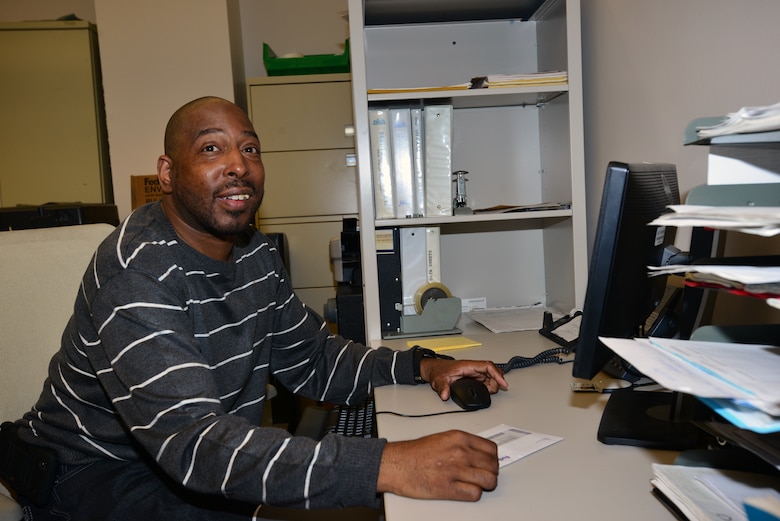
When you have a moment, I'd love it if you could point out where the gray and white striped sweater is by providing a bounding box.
[18,202,416,509]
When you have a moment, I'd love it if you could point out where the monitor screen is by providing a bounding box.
[572,161,701,450]
[573,161,680,380]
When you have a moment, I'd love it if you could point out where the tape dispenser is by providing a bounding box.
[386,281,462,338]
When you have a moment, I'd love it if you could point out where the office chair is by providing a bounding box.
[0,223,115,520]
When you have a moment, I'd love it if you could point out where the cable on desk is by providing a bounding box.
[496,346,573,374]
[376,410,468,419]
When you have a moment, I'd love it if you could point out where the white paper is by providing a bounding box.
[697,102,780,138]
[649,205,780,237]
[467,304,544,333]
[478,424,562,468]
[652,464,780,521]
[599,337,780,416]
[648,265,780,285]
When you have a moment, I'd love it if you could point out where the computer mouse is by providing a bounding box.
[449,378,491,411]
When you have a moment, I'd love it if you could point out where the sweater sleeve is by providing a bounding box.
[260,267,418,406]
[85,267,395,509]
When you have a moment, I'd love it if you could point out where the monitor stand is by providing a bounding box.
[597,388,701,450]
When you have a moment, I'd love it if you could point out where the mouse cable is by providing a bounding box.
[375,410,468,419]
[496,346,573,374]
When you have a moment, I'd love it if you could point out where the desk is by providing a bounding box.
[376,325,679,521]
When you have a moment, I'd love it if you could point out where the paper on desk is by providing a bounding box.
[478,424,562,468]
[600,337,780,418]
[467,303,545,333]
[406,336,482,353]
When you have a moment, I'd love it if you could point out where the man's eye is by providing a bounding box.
[244,146,260,154]
[203,144,218,152]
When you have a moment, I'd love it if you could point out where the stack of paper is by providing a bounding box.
[367,70,568,94]
[648,205,780,237]
[470,70,568,89]
[647,265,780,298]
[367,83,471,95]
[599,337,780,433]
[473,202,571,214]
[697,102,780,139]
[651,463,780,521]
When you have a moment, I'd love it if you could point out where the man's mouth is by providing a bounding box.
[222,194,251,201]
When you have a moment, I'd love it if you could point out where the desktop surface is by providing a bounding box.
[375,325,679,521]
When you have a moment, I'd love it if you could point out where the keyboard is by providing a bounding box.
[328,397,376,438]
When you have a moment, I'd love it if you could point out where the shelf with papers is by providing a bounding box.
[687,128,780,147]
[367,85,568,110]
[647,174,780,514]
[349,0,586,343]
[685,104,780,145]
[374,207,572,228]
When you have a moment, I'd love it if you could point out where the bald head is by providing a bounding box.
[156,96,265,259]
[164,96,245,159]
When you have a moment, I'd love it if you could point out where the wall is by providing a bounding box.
[238,0,349,79]
[0,0,95,23]
[93,0,236,220]
[580,0,780,325]
[581,0,780,243]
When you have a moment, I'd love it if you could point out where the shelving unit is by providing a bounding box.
[682,125,780,473]
[347,0,588,344]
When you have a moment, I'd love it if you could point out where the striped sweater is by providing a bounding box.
[18,202,416,509]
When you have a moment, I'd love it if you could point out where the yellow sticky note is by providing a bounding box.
[406,336,482,353]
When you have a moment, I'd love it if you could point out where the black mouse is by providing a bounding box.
[449,378,491,411]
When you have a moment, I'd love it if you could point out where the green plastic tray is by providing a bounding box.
[263,40,350,76]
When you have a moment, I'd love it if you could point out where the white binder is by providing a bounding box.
[368,108,395,219]
[390,107,415,218]
[424,105,453,217]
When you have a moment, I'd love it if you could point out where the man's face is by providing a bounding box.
[161,101,265,240]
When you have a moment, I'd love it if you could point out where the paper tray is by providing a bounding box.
[263,40,350,76]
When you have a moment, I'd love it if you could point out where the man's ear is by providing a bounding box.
[157,155,174,194]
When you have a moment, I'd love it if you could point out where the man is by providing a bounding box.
[6,97,507,519]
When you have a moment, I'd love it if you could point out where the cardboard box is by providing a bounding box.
[131,175,163,209]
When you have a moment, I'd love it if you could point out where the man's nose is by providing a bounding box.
[225,147,249,177]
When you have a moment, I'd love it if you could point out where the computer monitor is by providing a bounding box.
[572,161,701,450]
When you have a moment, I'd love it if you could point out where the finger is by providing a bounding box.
[492,367,509,389]
[469,364,508,393]
[448,480,488,502]
[465,466,499,492]
[466,440,500,472]
[449,458,499,497]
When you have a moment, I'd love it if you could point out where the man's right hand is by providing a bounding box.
[376,430,499,501]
